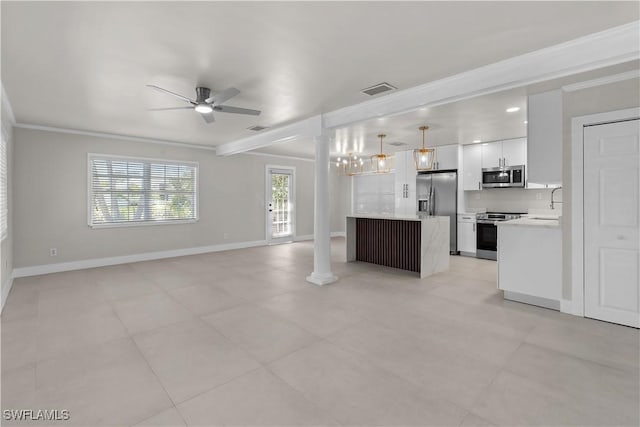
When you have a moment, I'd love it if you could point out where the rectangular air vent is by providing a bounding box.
[361,82,397,96]
[389,142,407,147]
[247,125,269,132]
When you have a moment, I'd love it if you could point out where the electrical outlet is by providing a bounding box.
[536,192,542,200]
[223,233,230,240]
[49,248,57,257]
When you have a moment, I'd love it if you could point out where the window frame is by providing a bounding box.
[0,128,8,241]
[87,153,199,229]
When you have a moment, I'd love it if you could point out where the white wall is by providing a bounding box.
[561,77,640,300]
[13,127,324,270]
[464,187,557,213]
[329,170,351,233]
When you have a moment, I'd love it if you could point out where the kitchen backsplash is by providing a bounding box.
[464,187,563,214]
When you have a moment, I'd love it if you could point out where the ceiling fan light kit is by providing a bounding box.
[413,125,435,171]
[146,84,261,124]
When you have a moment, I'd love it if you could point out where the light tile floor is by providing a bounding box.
[2,238,638,426]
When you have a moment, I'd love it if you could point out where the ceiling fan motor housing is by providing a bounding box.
[195,87,212,103]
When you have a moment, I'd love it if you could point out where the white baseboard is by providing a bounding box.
[1,273,14,313]
[560,299,575,315]
[293,234,314,242]
[12,240,268,278]
[331,231,346,238]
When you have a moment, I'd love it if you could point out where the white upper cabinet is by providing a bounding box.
[432,144,459,170]
[481,142,503,169]
[394,150,417,215]
[462,144,482,191]
[481,138,526,169]
[527,90,562,185]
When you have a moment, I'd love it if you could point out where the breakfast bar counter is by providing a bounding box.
[346,214,449,278]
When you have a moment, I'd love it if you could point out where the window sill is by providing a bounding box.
[89,219,198,229]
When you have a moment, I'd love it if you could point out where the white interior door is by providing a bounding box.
[266,167,295,243]
[584,119,639,328]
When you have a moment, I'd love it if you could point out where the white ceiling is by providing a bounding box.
[2,2,639,153]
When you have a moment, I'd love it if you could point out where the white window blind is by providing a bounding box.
[89,155,197,227]
[0,130,7,240]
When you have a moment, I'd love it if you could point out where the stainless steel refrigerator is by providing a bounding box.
[416,170,458,254]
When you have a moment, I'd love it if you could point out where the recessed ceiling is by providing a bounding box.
[2,2,638,150]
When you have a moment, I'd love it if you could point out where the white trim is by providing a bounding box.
[14,123,217,151]
[243,150,314,163]
[560,299,573,314]
[294,234,314,242]
[562,69,639,92]
[570,107,640,317]
[265,165,297,244]
[216,116,323,156]
[331,231,346,238]
[1,274,14,314]
[12,240,268,278]
[1,83,16,125]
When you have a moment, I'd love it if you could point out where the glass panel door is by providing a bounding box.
[267,168,295,242]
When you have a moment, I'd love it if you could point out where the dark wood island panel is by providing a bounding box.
[355,218,421,273]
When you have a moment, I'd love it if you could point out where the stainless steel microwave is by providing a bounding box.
[482,165,525,188]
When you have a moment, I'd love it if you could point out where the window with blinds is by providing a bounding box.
[0,130,7,240]
[89,155,198,227]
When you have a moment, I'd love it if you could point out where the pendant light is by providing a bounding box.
[336,153,365,176]
[371,134,390,174]
[413,125,435,171]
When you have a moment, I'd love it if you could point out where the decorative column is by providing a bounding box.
[306,133,337,286]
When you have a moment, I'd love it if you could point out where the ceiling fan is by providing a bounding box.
[146,85,261,123]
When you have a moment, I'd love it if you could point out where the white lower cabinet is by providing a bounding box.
[457,214,476,255]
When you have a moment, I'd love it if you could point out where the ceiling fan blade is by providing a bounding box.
[206,87,240,104]
[146,85,195,104]
[147,106,194,111]
[201,112,216,123]
[213,105,261,116]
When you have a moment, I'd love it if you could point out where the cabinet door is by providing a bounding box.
[434,144,458,170]
[457,221,476,254]
[462,144,482,191]
[481,142,502,168]
[502,138,526,167]
[394,150,406,212]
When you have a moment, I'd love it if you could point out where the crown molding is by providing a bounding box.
[215,115,323,156]
[561,69,639,92]
[1,83,16,125]
[14,123,217,151]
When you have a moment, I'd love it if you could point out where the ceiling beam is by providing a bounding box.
[216,115,323,156]
[323,20,640,129]
[217,20,639,156]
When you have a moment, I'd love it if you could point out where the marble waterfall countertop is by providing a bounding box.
[346,214,449,278]
[346,213,447,222]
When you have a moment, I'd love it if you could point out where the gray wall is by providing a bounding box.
[561,77,640,299]
[12,128,336,269]
[1,106,14,297]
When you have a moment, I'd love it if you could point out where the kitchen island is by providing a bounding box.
[346,214,449,278]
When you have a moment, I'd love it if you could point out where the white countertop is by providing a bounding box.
[347,213,448,222]
[498,217,561,228]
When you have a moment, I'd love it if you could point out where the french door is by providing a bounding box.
[584,119,639,328]
[266,166,295,243]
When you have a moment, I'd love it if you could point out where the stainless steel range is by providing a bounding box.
[476,212,522,260]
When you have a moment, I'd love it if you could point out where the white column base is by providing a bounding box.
[306,272,338,286]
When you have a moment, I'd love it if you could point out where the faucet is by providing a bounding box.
[550,186,563,210]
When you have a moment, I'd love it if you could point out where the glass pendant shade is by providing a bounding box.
[371,134,391,174]
[413,126,435,171]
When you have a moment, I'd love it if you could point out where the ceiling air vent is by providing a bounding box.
[247,125,269,132]
[389,142,407,147]
[361,82,397,96]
